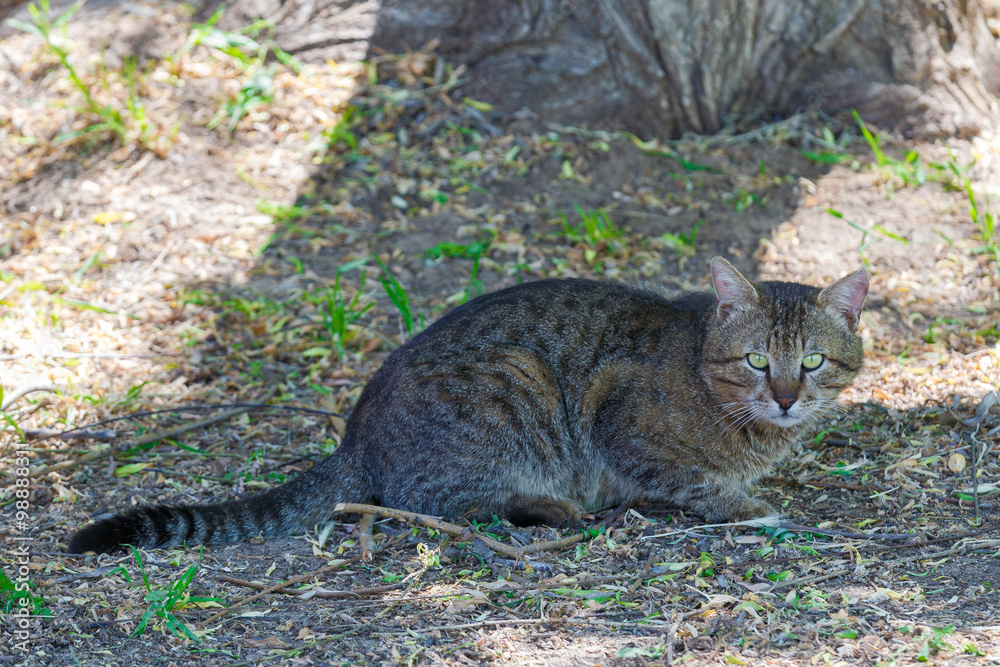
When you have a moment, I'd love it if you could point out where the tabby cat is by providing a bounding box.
[69,257,868,554]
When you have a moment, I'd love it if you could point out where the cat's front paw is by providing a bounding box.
[727,497,777,522]
[505,496,582,526]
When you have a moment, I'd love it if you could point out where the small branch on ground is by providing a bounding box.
[358,512,376,561]
[204,553,367,626]
[335,501,614,559]
[776,523,914,541]
[1,383,60,410]
[22,427,117,441]
[335,502,526,558]
[30,386,279,479]
[771,476,884,493]
[217,575,404,599]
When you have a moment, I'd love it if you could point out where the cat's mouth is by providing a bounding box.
[766,409,807,428]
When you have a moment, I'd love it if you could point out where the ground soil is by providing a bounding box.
[1,1,1000,665]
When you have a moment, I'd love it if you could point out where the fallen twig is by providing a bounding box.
[776,523,914,541]
[1,383,60,410]
[771,476,882,493]
[768,543,974,592]
[22,427,116,441]
[204,553,367,625]
[665,609,703,665]
[358,512,376,560]
[489,558,555,571]
[392,614,672,635]
[941,497,997,510]
[217,575,404,599]
[628,550,659,594]
[50,399,344,440]
[336,502,526,558]
[336,502,611,559]
[30,387,279,479]
[521,532,587,555]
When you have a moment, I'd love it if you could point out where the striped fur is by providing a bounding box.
[68,258,867,554]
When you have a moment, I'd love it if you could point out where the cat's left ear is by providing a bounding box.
[818,269,869,331]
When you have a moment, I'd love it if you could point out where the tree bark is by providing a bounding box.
[368,0,1000,138]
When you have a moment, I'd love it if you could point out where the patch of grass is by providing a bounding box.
[7,0,172,154]
[923,317,962,344]
[852,109,929,192]
[554,206,623,263]
[724,189,765,212]
[661,218,703,258]
[308,261,373,360]
[914,625,956,662]
[123,547,216,641]
[424,234,493,261]
[827,207,909,268]
[377,256,424,336]
[445,253,484,307]
[801,149,852,164]
[220,294,284,323]
[0,387,25,440]
[625,133,722,173]
[175,8,300,73]
[178,7,299,133]
[209,66,275,133]
[324,105,361,157]
[946,152,999,283]
[0,566,51,618]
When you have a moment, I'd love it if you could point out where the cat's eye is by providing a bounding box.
[802,353,825,370]
[746,353,769,370]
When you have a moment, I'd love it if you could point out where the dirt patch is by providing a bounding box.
[1,1,999,665]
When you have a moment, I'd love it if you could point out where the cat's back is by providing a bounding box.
[408,278,712,360]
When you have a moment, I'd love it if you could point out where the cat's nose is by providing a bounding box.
[774,395,796,411]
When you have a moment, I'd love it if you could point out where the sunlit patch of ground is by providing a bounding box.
[1,1,999,664]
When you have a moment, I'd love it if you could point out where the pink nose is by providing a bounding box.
[775,396,796,411]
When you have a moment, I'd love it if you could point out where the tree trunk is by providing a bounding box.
[368,0,1000,138]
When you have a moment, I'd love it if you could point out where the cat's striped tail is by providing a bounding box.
[67,451,369,554]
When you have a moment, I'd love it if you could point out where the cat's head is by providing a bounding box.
[703,257,868,432]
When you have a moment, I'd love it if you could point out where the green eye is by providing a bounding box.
[802,353,824,370]
[746,353,769,370]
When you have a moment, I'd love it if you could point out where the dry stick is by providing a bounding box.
[941,497,998,510]
[358,512,377,560]
[338,500,629,560]
[1,383,60,410]
[394,615,671,635]
[776,522,914,541]
[768,544,972,592]
[867,522,999,553]
[217,575,404,599]
[665,609,702,666]
[203,554,366,626]
[971,430,981,520]
[628,550,659,594]
[29,387,279,479]
[335,503,525,559]
[521,532,587,555]
[733,522,999,570]
[22,427,116,441]
[771,476,875,493]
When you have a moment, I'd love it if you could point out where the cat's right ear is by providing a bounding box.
[710,257,759,321]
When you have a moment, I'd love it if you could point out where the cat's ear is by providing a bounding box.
[818,269,869,331]
[710,257,759,320]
